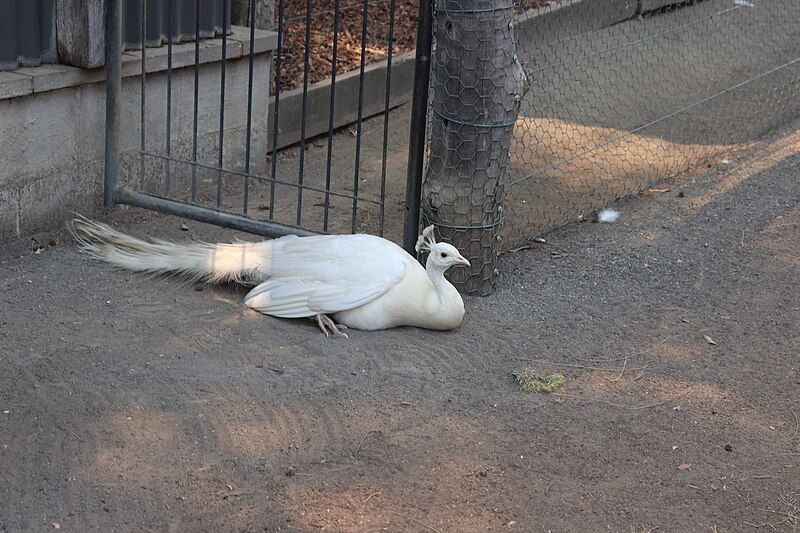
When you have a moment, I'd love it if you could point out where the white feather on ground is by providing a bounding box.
[597,208,620,223]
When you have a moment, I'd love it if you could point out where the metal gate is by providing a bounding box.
[103,0,432,250]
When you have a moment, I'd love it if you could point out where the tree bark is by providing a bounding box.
[422,0,527,295]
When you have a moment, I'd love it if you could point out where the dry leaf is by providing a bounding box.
[703,335,717,345]
[677,463,693,470]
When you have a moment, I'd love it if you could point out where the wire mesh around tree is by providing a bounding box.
[422,0,528,296]
[422,0,800,295]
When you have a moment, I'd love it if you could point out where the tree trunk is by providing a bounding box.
[422,0,527,296]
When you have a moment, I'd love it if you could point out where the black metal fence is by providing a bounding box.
[104,0,422,243]
[104,0,800,297]
[421,0,800,294]
[0,0,57,71]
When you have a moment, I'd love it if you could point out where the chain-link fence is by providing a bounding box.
[422,0,800,295]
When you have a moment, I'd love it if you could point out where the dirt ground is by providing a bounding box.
[1,114,799,530]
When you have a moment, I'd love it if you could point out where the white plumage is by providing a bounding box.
[70,218,470,336]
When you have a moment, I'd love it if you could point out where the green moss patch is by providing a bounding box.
[513,369,565,393]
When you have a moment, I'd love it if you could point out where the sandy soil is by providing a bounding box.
[1,120,798,531]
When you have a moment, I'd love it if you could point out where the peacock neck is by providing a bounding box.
[425,256,453,295]
[423,254,465,328]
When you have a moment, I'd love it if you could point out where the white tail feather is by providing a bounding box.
[69,216,264,284]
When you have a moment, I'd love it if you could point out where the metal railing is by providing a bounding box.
[104,0,427,244]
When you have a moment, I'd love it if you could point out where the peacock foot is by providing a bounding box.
[314,314,349,338]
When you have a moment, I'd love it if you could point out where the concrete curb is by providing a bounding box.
[268,51,416,150]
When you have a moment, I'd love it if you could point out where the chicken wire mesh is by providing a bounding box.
[422,0,800,295]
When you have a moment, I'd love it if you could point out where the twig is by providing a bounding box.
[578,335,675,364]
[505,244,536,254]
[513,357,647,373]
[352,430,378,458]
[362,491,381,504]
[630,335,675,357]
[608,356,629,382]
[757,452,800,460]
[389,511,442,533]
[789,409,799,441]
[361,388,379,403]
[552,391,686,411]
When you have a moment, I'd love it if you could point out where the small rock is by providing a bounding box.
[194,284,204,292]
[180,223,189,231]
[678,191,685,198]
[48,238,59,247]
[724,444,733,452]
[285,467,296,477]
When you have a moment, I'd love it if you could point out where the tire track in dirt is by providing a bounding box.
[1,363,104,530]
[175,359,360,470]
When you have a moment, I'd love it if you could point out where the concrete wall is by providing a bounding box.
[0,27,275,242]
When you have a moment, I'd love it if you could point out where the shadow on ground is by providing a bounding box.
[1,118,798,530]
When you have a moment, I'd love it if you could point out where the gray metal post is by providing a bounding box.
[402,0,434,254]
[104,0,122,207]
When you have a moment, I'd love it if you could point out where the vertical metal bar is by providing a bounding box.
[268,0,286,219]
[350,0,370,233]
[322,0,343,233]
[104,0,122,207]
[139,0,147,191]
[165,0,174,195]
[402,0,433,253]
[243,0,256,215]
[217,0,229,208]
[191,0,200,202]
[378,0,397,236]
[296,0,314,226]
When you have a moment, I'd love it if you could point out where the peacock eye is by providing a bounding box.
[440,252,447,258]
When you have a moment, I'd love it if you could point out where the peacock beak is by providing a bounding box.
[456,255,471,267]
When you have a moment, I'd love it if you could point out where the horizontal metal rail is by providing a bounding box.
[140,151,385,206]
[112,188,317,238]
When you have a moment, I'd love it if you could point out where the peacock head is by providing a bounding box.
[415,225,471,270]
